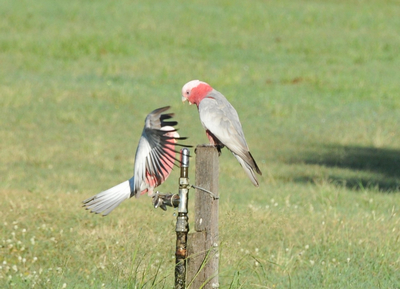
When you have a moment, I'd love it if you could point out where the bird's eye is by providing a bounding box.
[186,91,190,95]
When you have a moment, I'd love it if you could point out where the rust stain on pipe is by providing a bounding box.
[176,248,187,258]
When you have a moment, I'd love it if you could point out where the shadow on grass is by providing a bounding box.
[288,145,400,193]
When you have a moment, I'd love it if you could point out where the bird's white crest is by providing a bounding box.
[181,80,201,93]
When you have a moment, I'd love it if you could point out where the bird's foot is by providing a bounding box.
[215,144,224,156]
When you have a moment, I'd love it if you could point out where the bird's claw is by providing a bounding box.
[215,144,224,156]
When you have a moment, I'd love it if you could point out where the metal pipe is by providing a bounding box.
[175,148,190,289]
[153,193,180,210]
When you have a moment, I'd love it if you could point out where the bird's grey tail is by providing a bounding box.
[248,151,262,175]
[82,178,133,216]
[234,154,260,186]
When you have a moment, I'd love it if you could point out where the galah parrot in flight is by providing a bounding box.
[83,106,187,216]
[181,80,262,186]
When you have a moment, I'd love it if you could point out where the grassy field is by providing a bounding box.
[1,0,400,288]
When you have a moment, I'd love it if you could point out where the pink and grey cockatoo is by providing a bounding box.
[83,106,187,216]
[181,80,262,186]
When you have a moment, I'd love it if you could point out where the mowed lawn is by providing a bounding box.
[1,0,399,288]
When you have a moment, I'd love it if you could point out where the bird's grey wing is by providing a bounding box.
[199,92,250,158]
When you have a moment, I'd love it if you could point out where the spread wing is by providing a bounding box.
[82,106,190,215]
[132,106,187,197]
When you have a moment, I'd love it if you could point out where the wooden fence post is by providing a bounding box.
[187,145,219,288]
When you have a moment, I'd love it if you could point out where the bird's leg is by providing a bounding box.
[152,191,180,211]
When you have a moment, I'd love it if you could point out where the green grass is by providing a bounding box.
[1,0,400,287]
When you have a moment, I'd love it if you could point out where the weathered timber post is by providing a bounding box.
[187,145,219,288]
[175,148,190,289]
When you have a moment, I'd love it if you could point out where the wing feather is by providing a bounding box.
[132,107,184,197]
[199,93,249,157]
[199,91,262,175]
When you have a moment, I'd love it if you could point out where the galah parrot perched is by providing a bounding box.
[83,106,187,216]
[181,80,262,186]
